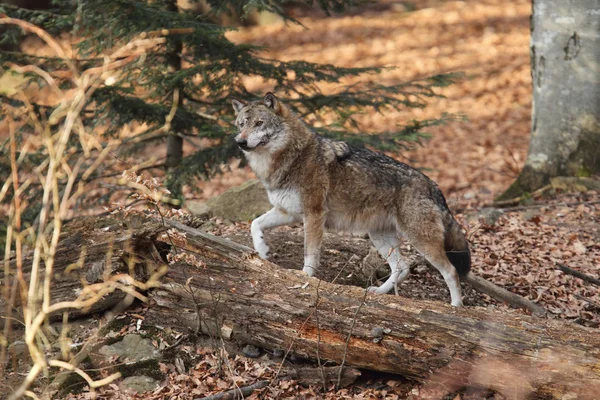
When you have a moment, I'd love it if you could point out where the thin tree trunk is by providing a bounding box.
[165,0,184,173]
[499,0,600,200]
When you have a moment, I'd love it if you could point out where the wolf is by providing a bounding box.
[231,93,470,306]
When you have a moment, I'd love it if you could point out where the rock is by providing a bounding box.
[186,201,211,217]
[99,334,159,362]
[8,340,28,357]
[186,180,271,222]
[120,375,159,393]
[371,327,384,338]
[272,348,284,358]
[414,264,429,274]
[466,207,504,226]
[523,209,541,222]
[242,344,261,358]
[371,327,384,343]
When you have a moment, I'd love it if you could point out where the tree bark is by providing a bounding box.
[499,0,600,200]
[165,0,184,177]
[3,216,600,399]
[0,217,164,321]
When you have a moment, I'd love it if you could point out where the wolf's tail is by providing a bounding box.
[443,218,471,277]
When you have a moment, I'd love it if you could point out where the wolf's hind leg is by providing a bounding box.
[409,236,463,307]
[251,208,299,259]
[367,232,409,294]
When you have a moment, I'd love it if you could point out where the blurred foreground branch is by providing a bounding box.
[0,18,179,399]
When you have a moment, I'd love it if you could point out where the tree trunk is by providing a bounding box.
[165,0,184,175]
[3,217,600,399]
[499,0,600,200]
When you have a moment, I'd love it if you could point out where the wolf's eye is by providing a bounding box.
[255,121,263,127]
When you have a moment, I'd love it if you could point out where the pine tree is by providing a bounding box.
[0,0,460,209]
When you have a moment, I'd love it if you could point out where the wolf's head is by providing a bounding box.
[231,92,289,152]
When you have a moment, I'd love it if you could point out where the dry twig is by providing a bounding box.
[558,264,600,287]
[1,18,177,399]
[195,380,269,400]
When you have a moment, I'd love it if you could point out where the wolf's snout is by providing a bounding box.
[236,138,250,151]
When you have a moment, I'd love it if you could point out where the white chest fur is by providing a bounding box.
[267,189,303,215]
[245,152,272,180]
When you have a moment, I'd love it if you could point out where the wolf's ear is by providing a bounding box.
[263,92,279,111]
[231,97,247,115]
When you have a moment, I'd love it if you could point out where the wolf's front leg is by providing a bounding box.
[251,208,299,259]
[302,211,326,277]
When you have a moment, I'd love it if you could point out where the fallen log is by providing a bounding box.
[148,219,600,399]
[1,217,166,321]
[4,216,600,399]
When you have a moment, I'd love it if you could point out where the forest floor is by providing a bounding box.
[3,0,600,399]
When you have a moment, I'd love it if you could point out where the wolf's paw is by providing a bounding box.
[255,242,270,259]
[368,285,391,294]
[451,300,464,307]
[302,265,316,277]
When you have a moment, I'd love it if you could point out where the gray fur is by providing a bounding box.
[232,93,471,306]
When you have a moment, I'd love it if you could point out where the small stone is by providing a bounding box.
[242,344,260,358]
[415,265,429,274]
[523,209,541,222]
[99,334,159,362]
[480,208,504,225]
[120,375,159,393]
[371,327,384,338]
[466,208,504,226]
[372,327,390,343]
[272,348,284,358]
[221,324,233,339]
[8,341,28,357]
